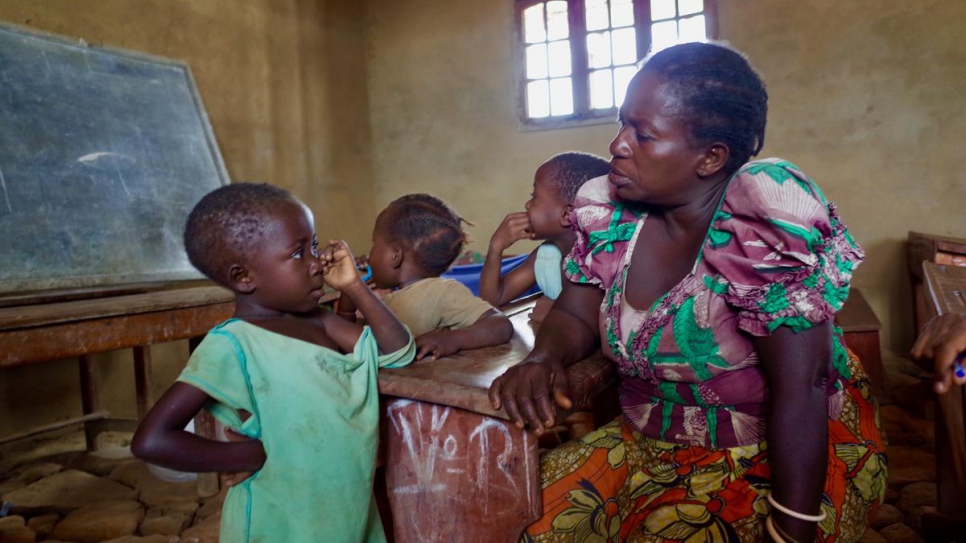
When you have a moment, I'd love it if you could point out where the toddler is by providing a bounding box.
[480,152,610,322]
[338,193,513,361]
[132,182,414,543]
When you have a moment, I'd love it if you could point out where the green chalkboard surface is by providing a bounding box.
[0,23,228,294]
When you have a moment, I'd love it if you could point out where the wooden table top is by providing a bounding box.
[924,262,966,316]
[0,284,235,332]
[378,297,615,421]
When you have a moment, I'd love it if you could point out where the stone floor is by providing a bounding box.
[0,352,953,543]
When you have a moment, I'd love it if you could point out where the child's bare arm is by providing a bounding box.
[320,240,410,354]
[336,291,359,322]
[415,309,514,361]
[132,382,265,473]
[480,213,537,306]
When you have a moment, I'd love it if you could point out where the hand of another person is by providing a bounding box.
[415,329,462,361]
[529,296,554,324]
[319,240,360,291]
[912,313,966,394]
[488,358,572,435]
[489,212,533,253]
[219,428,265,487]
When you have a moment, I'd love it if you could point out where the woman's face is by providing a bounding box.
[607,71,708,206]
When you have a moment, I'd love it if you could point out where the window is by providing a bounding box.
[514,0,717,128]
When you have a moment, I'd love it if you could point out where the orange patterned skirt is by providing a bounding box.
[522,375,887,542]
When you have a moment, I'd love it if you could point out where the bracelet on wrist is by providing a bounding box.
[766,492,825,523]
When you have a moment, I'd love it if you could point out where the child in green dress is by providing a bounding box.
[132,182,414,543]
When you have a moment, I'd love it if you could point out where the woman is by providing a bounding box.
[489,42,886,543]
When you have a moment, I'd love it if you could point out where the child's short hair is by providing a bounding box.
[377,193,468,276]
[544,152,611,203]
[184,182,295,285]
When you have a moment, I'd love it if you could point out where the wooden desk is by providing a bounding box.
[378,299,616,543]
[920,262,966,541]
[0,284,235,447]
[836,289,886,398]
[908,231,966,337]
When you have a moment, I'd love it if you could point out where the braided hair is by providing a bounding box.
[184,182,295,285]
[376,194,469,276]
[642,42,768,176]
[544,151,611,202]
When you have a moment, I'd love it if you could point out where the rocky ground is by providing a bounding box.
[0,352,952,543]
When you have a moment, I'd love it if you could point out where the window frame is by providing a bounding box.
[513,0,718,131]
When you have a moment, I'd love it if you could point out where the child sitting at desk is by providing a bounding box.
[132,183,414,543]
[479,151,610,322]
[338,193,513,361]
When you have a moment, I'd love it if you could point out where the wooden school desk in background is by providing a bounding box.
[378,295,617,543]
[0,284,235,450]
[920,262,966,541]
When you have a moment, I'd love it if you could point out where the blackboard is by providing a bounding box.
[0,23,229,294]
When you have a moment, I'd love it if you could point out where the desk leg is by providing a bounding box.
[383,398,540,543]
[78,354,99,450]
[133,346,154,420]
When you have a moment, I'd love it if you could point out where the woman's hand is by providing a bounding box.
[912,313,966,394]
[488,358,572,435]
[319,240,359,291]
[489,212,533,253]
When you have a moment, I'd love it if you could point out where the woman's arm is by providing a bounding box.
[912,312,966,394]
[756,323,831,542]
[488,280,604,434]
[131,382,265,473]
[414,309,513,361]
[480,212,537,306]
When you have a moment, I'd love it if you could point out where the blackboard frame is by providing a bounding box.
[0,22,230,295]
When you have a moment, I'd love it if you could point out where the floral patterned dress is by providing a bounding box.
[523,159,887,543]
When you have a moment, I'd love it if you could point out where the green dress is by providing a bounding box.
[178,318,415,543]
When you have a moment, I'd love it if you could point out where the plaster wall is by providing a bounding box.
[0,0,376,436]
[364,0,966,353]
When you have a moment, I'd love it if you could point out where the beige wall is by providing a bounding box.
[364,0,966,352]
[0,0,376,436]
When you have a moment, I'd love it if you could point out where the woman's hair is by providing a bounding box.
[376,193,469,276]
[545,151,611,203]
[641,42,768,176]
[184,182,295,285]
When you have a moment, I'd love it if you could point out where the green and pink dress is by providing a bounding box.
[524,159,886,543]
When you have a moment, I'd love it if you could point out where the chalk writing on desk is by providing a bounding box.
[386,399,536,538]
[0,23,228,293]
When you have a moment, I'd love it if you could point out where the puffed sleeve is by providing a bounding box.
[703,159,864,336]
[564,175,645,289]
